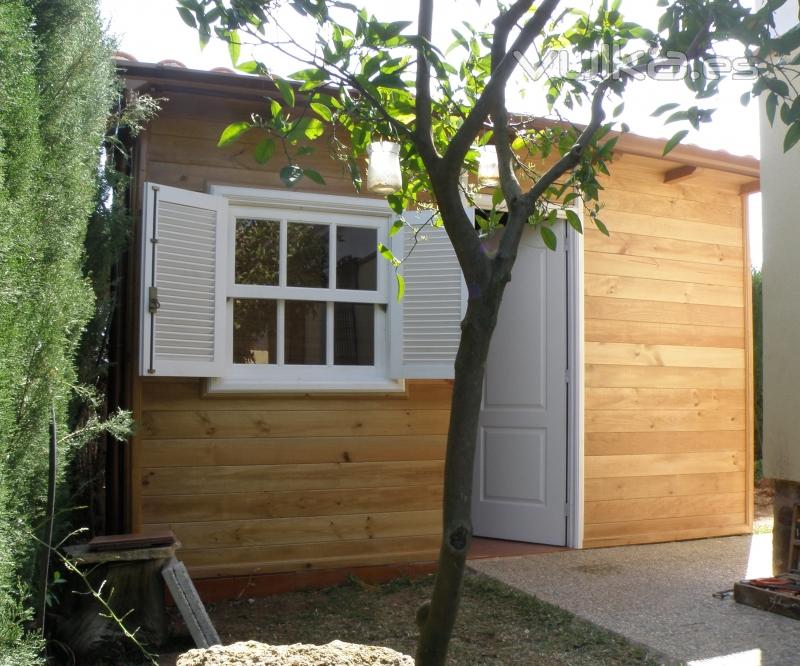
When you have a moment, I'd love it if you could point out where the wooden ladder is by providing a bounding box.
[162,557,220,648]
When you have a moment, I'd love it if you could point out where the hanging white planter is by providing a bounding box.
[367,141,402,195]
[477,145,501,188]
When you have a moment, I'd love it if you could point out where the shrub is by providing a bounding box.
[0,0,116,661]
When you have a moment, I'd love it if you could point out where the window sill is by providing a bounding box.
[204,376,406,396]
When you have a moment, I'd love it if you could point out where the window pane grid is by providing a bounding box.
[232,214,384,368]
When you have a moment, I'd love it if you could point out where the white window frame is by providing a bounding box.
[205,186,405,394]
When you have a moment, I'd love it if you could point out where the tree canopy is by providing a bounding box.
[176,1,796,663]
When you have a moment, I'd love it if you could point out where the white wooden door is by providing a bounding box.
[472,223,568,545]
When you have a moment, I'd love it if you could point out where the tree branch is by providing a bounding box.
[489,0,534,203]
[414,0,439,165]
[441,0,562,174]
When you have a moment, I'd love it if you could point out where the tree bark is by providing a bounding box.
[415,275,508,666]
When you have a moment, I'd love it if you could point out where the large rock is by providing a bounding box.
[176,640,414,666]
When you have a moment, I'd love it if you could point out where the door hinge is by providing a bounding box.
[148,286,161,315]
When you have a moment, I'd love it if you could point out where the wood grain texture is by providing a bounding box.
[585,388,746,411]
[584,252,744,287]
[140,408,450,439]
[585,492,746,524]
[141,460,446,496]
[584,512,745,540]
[585,342,745,369]
[584,229,743,266]
[585,451,744,478]
[585,319,744,348]
[585,431,745,456]
[598,193,743,234]
[583,523,751,548]
[585,471,746,501]
[142,485,443,523]
[145,509,442,549]
[586,365,745,389]
[179,534,442,578]
[584,275,743,307]
[141,435,446,467]
[586,296,744,328]
[581,163,751,548]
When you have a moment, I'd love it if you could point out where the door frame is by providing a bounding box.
[566,220,584,549]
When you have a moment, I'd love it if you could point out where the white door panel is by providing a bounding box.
[472,224,568,545]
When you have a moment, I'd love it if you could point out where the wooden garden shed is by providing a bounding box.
[115,59,758,592]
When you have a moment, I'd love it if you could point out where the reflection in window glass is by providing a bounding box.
[287,223,329,288]
[235,219,279,285]
[285,301,326,364]
[334,303,374,365]
[336,227,377,290]
[233,299,277,364]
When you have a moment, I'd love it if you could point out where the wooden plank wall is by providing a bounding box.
[130,87,754,568]
[131,90,448,578]
[583,155,754,548]
[136,380,447,578]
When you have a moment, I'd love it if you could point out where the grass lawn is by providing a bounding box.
[157,571,659,665]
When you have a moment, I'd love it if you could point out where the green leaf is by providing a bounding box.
[389,218,405,236]
[279,164,304,187]
[254,137,275,164]
[218,121,251,147]
[304,168,325,185]
[565,210,582,233]
[303,118,325,141]
[765,78,790,98]
[663,129,689,156]
[236,60,260,74]
[228,30,241,65]
[651,102,679,117]
[395,273,405,302]
[613,102,624,118]
[310,102,332,121]
[177,6,197,28]
[377,242,400,267]
[767,92,778,127]
[740,91,751,107]
[540,226,557,251]
[784,122,800,152]
[594,218,610,236]
[276,78,295,108]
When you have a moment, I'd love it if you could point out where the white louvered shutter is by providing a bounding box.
[394,209,470,379]
[139,183,227,377]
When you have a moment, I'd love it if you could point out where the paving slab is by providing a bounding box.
[470,534,800,665]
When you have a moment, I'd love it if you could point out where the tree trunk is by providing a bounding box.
[415,281,506,665]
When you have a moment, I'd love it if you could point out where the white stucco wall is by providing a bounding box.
[760,1,800,482]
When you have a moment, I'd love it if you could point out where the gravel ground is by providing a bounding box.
[471,534,800,666]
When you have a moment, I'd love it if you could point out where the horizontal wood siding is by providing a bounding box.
[132,92,448,578]
[583,157,753,548]
[135,379,448,578]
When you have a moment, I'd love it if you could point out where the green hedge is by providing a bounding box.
[0,0,115,661]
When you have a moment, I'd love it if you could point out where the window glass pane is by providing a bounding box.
[336,226,377,290]
[233,299,277,364]
[235,219,279,285]
[334,303,374,366]
[285,300,326,364]
[287,223,329,288]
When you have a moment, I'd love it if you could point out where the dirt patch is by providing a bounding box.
[155,572,658,666]
[176,640,412,666]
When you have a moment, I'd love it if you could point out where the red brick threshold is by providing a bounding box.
[187,539,565,603]
[469,537,568,560]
